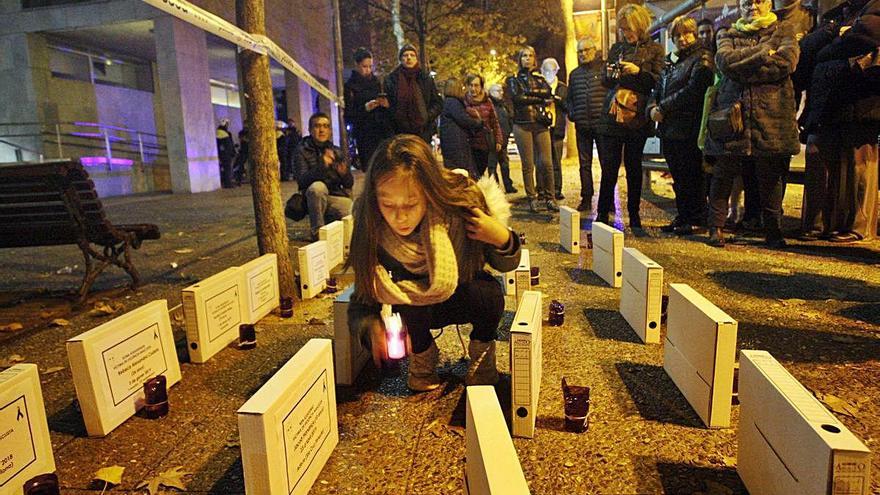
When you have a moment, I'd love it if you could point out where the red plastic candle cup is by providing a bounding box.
[239,323,256,350]
[143,375,168,419]
[562,377,590,433]
[549,300,565,326]
[279,296,293,318]
[383,313,408,361]
[530,266,540,286]
[23,473,60,495]
[325,277,338,294]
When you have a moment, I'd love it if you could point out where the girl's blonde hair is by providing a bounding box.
[617,4,653,40]
[348,135,488,302]
[669,16,697,39]
[443,78,465,99]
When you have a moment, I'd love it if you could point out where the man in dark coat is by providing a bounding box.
[216,119,236,188]
[293,113,353,240]
[566,37,607,211]
[344,47,393,170]
[384,43,444,144]
[541,58,569,200]
[796,0,880,242]
[488,83,517,193]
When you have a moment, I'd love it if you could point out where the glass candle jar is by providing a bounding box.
[279,296,293,318]
[23,473,60,495]
[239,323,256,350]
[530,266,540,286]
[383,313,408,361]
[549,300,565,326]
[143,375,169,419]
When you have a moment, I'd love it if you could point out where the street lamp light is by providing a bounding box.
[489,48,497,57]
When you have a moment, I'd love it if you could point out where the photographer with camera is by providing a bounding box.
[594,4,664,230]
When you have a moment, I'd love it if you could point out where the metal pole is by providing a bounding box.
[103,129,113,171]
[55,123,63,158]
[331,0,348,151]
[138,132,145,162]
[601,0,609,60]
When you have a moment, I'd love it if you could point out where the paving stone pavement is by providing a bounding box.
[0,156,878,494]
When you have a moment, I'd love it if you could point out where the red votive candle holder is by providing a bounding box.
[279,296,293,318]
[324,277,338,294]
[549,300,565,326]
[239,323,256,350]
[143,375,168,419]
[562,377,591,433]
[530,266,540,286]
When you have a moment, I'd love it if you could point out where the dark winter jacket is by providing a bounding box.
[548,80,568,140]
[439,97,483,171]
[565,59,607,130]
[490,95,513,138]
[295,136,353,196]
[464,92,504,151]
[506,68,553,127]
[216,127,235,162]
[798,0,880,136]
[344,70,394,145]
[384,65,443,141]
[704,22,801,157]
[596,39,665,137]
[648,44,715,142]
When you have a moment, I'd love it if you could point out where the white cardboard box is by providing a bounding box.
[504,249,530,298]
[559,206,581,254]
[66,300,182,437]
[342,214,353,258]
[0,364,55,493]
[333,285,369,386]
[591,222,623,288]
[239,253,279,324]
[663,284,737,428]
[464,386,531,495]
[297,240,328,299]
[237,339,338,495]
[619,248,663,344]
[510,290,543,439]
[738,350,872,495]
[318,220,345,271]
[182,266,247,364]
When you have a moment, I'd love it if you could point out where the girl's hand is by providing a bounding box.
[620,61,640,75]
[466,207,511,248]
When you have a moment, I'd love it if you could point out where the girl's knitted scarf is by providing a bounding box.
[734,11,778,33]
[373,208,470,306]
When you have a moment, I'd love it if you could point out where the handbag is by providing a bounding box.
[608,88,647,129]
[537,105,553,127]
[284,191,308,221]
[707,101,744,142]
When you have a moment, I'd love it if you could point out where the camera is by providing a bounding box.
[606,61,623,81]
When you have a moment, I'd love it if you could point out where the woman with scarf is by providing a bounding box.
[344,47,393,170]
[346,135,520,392]
[384,43,444,144]
[594,4,664,230]
[703,0,800,247]
[648,16,715,236]
[507,45,559,213]
[464,73,505,179]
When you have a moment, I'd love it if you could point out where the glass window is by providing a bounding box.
[49,47,91,82]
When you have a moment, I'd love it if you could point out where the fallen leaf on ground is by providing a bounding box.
[89,302,118,317]
[0,354,26,368]
[225,434,240,448]
[39,311,53,319]
[95,465,126,485]
[815,392,859,418]
[770,267,792,274]
[42,366,65,375]
[0,322,23,332]
[307,318,328,326]
[49,318,69,327]
[170,262,179,269]
[778,298,806,306]
[136,466,191,495]
[173,248,193,254]
[564,461,575,468]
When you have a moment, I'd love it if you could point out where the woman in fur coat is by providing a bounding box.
[346,135,521,392]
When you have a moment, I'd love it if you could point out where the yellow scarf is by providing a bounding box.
[734,11,778,33]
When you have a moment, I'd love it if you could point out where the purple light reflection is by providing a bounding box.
[80,157,134,167]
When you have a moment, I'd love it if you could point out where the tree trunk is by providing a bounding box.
[236,0,296,301]
[331,0,348,152]
[392,0,405,50]
[561,0,577,159]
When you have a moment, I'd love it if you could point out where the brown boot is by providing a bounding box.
[406,342,442,392]
[466,340,499,386]
[708,227,725,247]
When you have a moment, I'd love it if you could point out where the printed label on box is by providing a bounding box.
[282,370,332,494]
[0,395,37,488]
[102,323,168,406]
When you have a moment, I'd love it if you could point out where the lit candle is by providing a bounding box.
[384,313,407,360]
[143,375,169,419]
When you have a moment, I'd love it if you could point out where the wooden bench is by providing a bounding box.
[0,160,160,303]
